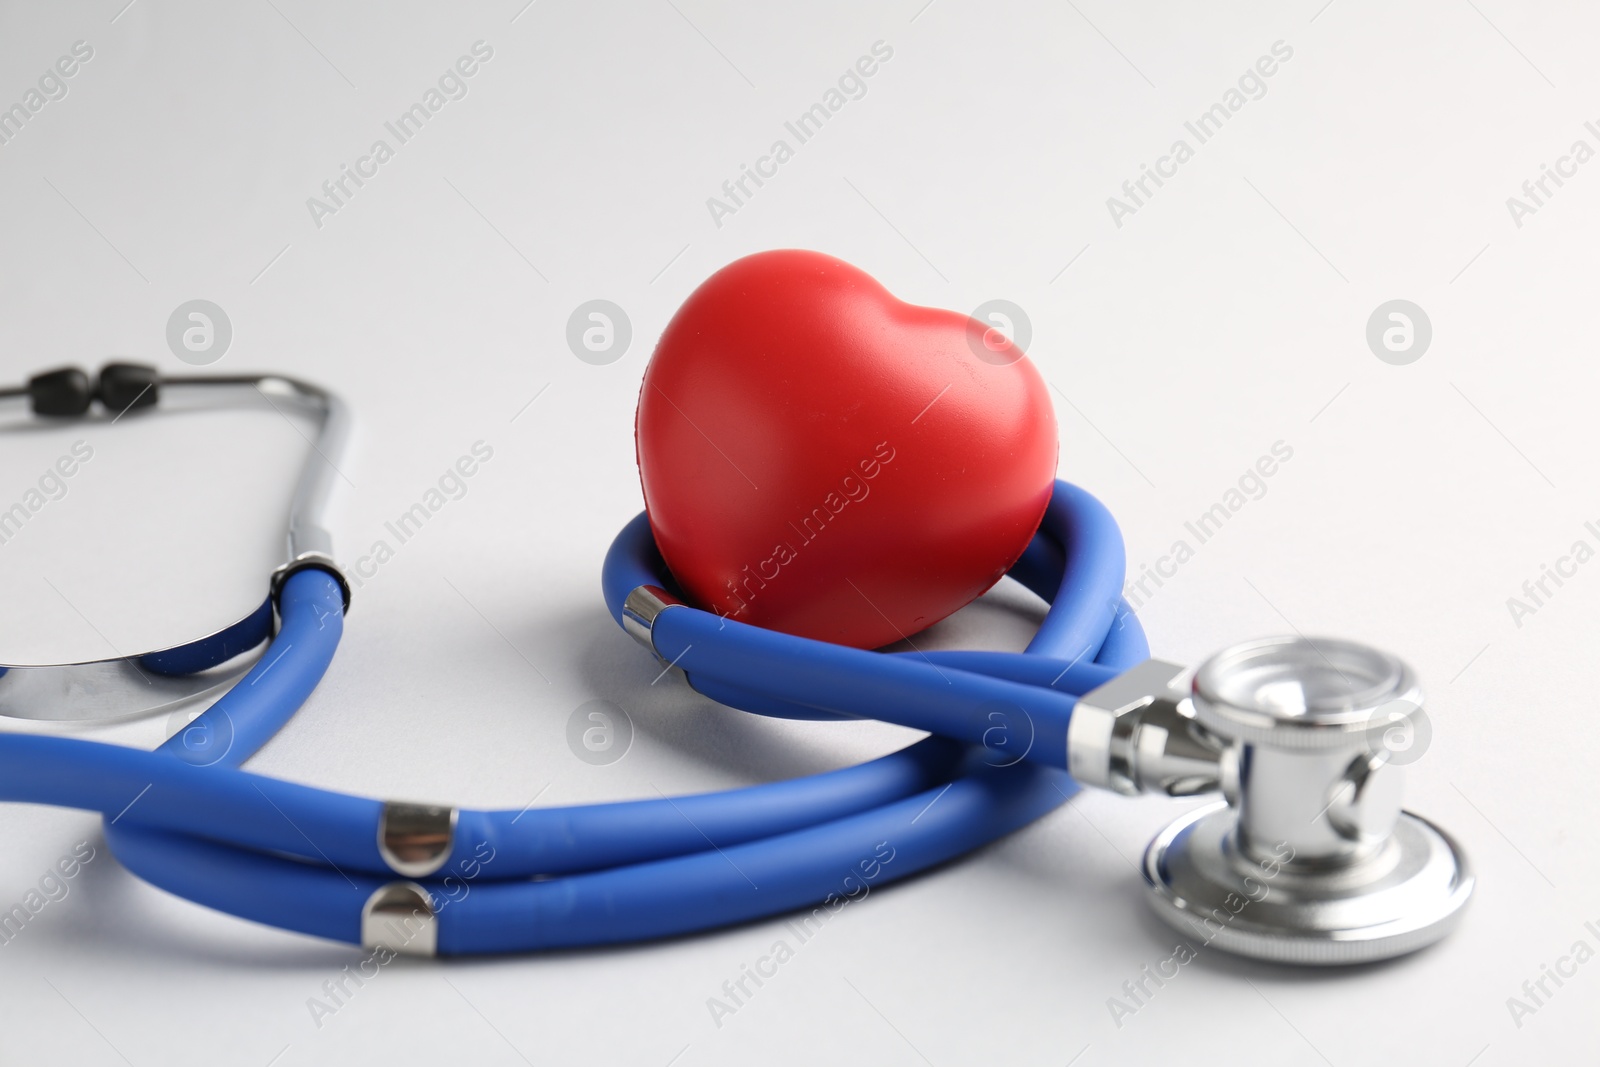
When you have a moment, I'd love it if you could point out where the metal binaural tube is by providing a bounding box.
[0,370,351,720]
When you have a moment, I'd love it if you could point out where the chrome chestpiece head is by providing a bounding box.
[1069,636,1474,965]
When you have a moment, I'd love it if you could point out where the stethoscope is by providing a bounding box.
[0,362,1473,964]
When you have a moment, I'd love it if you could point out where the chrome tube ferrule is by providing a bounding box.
[621,585,684,658]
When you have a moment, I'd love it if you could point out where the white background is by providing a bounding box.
[0,1,1595,1064]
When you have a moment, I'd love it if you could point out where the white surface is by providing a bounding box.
[0,0,1594,1063]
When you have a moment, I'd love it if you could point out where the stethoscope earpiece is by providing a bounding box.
[21,361,163,418]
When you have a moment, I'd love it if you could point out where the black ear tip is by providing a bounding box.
[96,362,160,414]
[26,366,93,417]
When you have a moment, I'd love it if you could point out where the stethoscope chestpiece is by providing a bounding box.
[1072,636,1474,965]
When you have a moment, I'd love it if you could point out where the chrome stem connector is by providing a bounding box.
[1068,658,1230,798]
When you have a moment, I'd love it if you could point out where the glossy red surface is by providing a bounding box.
[636,249,1057,649]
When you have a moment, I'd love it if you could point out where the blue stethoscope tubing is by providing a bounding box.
[1,479,1146,954]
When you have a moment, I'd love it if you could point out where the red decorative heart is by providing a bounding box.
[635,249,1057,649]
